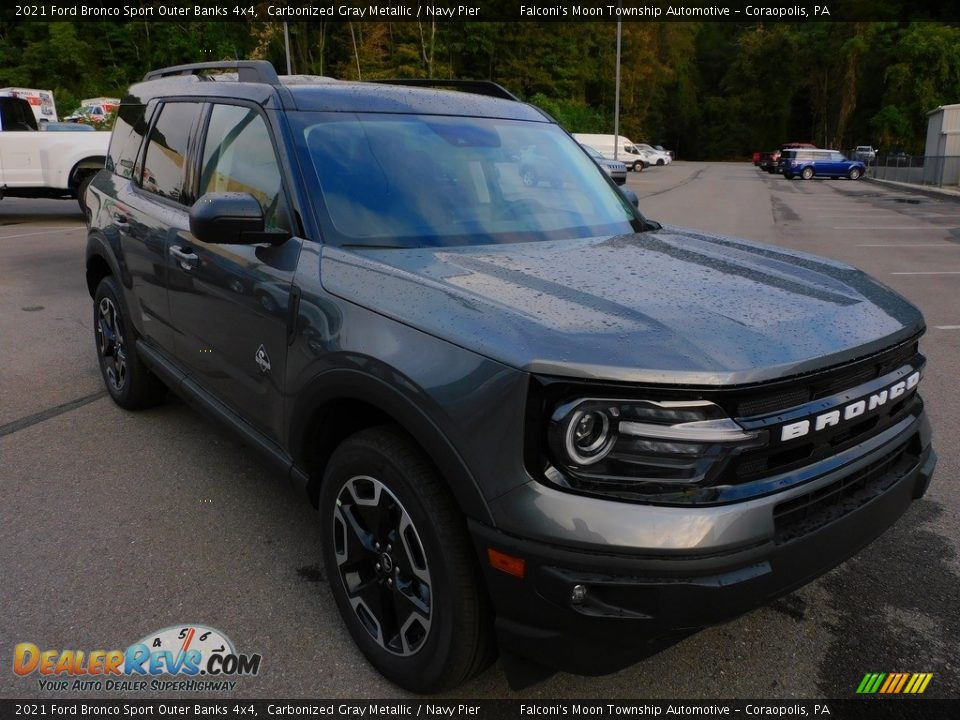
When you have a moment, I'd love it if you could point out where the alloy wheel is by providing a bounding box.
[332,475,432,656]
[96,297,127,391]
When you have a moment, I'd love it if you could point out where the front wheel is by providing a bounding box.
[801,167,815,180]
[784,173,795,180]
[632,160,644,172]
[848,168,862,180]
[319,427,493,692]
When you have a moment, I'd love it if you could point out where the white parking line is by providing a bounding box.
[0,227,85,240]
[891,271,960,275]
[857,243,956,247]
[935,325,960,330]
[833,226,946,230]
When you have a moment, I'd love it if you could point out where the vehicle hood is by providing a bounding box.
[320,228,924,385]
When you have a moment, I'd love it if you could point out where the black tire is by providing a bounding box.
[520,167,537,187]
[656,159,665,166]
[93,276,166,410]
[801,167,815,180]
[632,160,644,172]
[848,167,862,180]
[77,172,94,216]
[319,427,494,692]
[784,173,795,180]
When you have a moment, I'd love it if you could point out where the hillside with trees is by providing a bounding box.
[1,18,958,157]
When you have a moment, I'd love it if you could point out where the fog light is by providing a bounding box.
[571,584,588,604]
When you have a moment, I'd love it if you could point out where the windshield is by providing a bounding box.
[292,113,643,248]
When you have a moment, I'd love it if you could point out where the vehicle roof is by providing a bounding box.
[124,74,548,122]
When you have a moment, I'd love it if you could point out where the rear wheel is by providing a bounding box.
[76,172,94,215]
[632,160,644,172]
[848,167,862,180]
[93,276,166,409]
[801,167,815,180]
[319,427,494,692]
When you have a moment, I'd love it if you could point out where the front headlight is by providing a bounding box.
[545,398,767,500]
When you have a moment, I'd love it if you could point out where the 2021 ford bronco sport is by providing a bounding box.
[85,61,936,692]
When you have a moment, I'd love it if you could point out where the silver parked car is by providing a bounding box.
[581,144,628,185]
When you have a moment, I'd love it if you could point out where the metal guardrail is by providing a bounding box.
[858,154,960,188]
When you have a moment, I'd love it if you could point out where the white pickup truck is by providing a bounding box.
[0,95,110,211]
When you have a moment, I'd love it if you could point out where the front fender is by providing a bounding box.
[288,366,496,526]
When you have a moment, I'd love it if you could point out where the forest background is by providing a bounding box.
[1,17,958,157]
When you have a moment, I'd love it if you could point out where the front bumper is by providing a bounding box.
[471,419,935,676]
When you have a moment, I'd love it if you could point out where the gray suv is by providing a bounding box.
[85,61,936,692]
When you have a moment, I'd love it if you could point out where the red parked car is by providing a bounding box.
[766,142,817,173]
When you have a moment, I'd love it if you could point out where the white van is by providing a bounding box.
[572,133,646,171]
[0,87,58,124]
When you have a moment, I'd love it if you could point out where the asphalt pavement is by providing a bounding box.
[0,164,956,700]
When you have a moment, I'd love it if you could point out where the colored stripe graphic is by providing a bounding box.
[857,672,932,694]
[892,673,909,693]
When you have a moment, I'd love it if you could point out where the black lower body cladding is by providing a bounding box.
[471,419,935,678]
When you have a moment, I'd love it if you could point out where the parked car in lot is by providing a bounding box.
[780,148,866,180]
[42,122,96,132]
[572,132,647,171]
[580,143,628,185]
[65,96,119,125]
[652,144,674,159]
[630,142,672,166]
[853,145,877,162]
[86,60,935,693]
[766,142,817,173]
[0,95,109,211]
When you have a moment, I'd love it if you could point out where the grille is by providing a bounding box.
[735,340,919,417]
[772,438,917,544]
[731,391,920,483]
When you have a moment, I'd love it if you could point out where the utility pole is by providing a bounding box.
[613,17,622,160]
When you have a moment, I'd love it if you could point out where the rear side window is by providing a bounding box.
[140,102,201,203]
[0,97,38,131]
[199,104,289,231]
[107,103,148,179]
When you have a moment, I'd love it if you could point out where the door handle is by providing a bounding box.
[169,245,199,270]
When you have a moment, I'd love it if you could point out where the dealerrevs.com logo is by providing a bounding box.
[13,625,262,692]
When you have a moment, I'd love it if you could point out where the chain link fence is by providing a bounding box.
[857,153,960,188]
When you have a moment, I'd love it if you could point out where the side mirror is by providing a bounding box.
[619,186,640,209]
[189,192,288,245]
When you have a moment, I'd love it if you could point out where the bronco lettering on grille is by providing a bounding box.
[780,371,921,442]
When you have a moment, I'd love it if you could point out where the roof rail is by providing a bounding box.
[143,61,280,85]
[367,79,520,102]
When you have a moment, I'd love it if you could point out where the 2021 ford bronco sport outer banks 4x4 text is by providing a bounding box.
[85,61,936,692]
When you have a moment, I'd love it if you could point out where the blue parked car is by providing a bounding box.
[780,148,865,180]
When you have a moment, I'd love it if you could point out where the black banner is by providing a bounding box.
[1,700,958,720]
[4,0,960,23]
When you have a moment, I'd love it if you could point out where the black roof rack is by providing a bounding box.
[143,61,280,85]
[367,79,520,102]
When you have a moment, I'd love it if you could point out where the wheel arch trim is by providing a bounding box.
[288,367,495,526]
